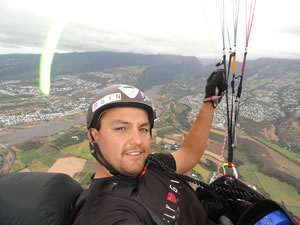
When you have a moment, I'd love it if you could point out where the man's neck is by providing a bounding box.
[94,164,114,179]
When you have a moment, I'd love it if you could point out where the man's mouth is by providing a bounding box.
[127,151,141,156]
[123,148,145,157]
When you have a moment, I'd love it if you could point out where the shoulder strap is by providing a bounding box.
[68,189,90,225]
[147,154,199,189]
[79,181,106,225]
[148,155,266,202]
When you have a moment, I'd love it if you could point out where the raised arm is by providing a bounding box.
[171,69,227,174]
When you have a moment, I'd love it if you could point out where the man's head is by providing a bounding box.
[89,107,151,177]
[86,84,155,177]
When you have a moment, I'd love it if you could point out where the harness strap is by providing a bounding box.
[147,155,265,202]
[69,189,90,225]
[79,182,104,225]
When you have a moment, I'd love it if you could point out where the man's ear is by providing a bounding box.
[88,128,99,144]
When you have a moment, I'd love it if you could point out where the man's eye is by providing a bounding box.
[140,128,149,133]
[115,127,126,131]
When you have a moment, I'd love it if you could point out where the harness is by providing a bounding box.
[69,155,298,225]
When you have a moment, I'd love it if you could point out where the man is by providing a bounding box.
[73,69,226,225]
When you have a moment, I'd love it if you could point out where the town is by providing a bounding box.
[0,71,294,130]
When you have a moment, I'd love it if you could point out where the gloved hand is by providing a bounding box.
[203,69,227,108]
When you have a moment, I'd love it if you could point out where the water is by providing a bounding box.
[0,117,85,147]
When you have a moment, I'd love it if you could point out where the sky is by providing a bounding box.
[1,0,300,60]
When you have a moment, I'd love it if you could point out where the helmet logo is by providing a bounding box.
[119,86,139,98]
[92,93,121,112]
[140,91,150,102]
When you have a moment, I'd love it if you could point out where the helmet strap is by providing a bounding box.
[89,132,120,176]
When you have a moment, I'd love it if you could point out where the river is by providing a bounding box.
[0,117,85,147]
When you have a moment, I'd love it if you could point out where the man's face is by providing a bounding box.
[92,107,151,177]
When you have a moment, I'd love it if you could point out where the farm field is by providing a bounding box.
[239,163,300,216]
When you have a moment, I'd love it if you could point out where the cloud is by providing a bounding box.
[0,0,220,57]
[0,2,51,51]
[56,21,213,57]
[1,0,300,59]
[277,24,300,38]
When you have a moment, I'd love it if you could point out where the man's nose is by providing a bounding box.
[130,128,142,145]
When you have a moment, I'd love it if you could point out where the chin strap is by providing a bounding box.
[89,132,120,176]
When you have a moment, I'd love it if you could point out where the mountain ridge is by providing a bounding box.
[0,51,202,80]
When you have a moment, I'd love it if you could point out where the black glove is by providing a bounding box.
[203,69,227,108]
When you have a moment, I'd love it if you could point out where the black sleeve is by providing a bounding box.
[90,195,156,225]
[73,204,146,225]
[151,153,176,171]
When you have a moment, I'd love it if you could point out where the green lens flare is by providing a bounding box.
[39,18,65,96]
